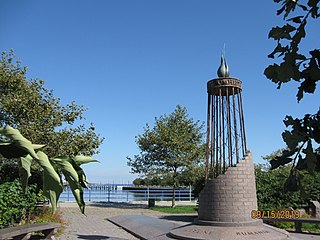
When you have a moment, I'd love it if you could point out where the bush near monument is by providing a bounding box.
[256,163,320,211]
[0,180,43,229]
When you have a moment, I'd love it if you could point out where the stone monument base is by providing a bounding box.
[169,223,295,240]
[182,151,297,239]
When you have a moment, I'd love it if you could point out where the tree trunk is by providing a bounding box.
[172,169,177,208]
[172,183,176,208]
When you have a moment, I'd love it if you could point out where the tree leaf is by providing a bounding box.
[268,25,294,40]
[308,0,319,7]
[264,64,281,84]
[277,5,286,15]
[0,143,29,158]
[269,149,296,169]
[311,5,320,18]
[282,130,302,150]
[297,3,308,11]
[283,115,296,127]
[292,21,306,46]
[19,155,33,193]
[268,43,288,59]
[295,154,306,170]
[51,156,85,213]
[35,151,63,213]
[310,49,320,64]
[303,140,318,173]
[284,169,300,192]
[73,156,99,165]
[270,157,293,169]
[0,126,45,159]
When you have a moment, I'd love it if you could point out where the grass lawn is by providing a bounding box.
[149,205,197,214]
[301,223,320,233]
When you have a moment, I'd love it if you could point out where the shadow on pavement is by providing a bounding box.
[87,201,147,209]
[77,234,126,239]
[159,215,197,223]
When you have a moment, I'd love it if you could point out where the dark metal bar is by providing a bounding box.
[219,88,223,175]
[222,94,226,172]
[226,88,232,167]
[215,95,219,177]
[205,93,211,180]
[239,91,247,153]
[237,92,245,157]
[232,87,239,164]
[210,94,215,178]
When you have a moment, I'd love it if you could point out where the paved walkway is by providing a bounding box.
[56,202,320,240]
[56,201,186,240]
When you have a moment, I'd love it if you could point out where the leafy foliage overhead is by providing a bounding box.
[265,0,320,101]
[270,112,320,171]
[265,0,320,190]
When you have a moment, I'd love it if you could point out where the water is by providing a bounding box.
[59,187,194,202]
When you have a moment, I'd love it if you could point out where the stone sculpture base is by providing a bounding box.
[170,151,296,240]
[198,152,259,223]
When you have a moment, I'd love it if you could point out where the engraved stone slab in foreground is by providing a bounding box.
[169,223,292,240]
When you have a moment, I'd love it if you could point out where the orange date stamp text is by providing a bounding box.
[251,209,300,219]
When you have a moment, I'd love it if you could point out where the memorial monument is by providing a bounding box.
[169,55,294,239]
[109,55,300,240]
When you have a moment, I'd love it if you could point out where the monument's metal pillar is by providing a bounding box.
[205,75,247,180]
[169,55,291,240]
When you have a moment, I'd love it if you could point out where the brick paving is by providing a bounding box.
[56,202,166,240]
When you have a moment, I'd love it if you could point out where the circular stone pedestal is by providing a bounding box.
[169,223,298,240]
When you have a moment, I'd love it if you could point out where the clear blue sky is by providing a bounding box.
[0,1,318,184]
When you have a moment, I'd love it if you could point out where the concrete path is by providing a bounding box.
[56,202,320,240]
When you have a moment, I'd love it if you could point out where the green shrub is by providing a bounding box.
[301,223,320,232]
[0,180,43,229]
[255,165,305,210]
[0,159,19,184]
[267,221,295,229]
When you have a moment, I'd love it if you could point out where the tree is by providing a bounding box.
[127,105,205,207]
[0,50,104,213]
[0,50,104,159]
[264,0,320,190]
